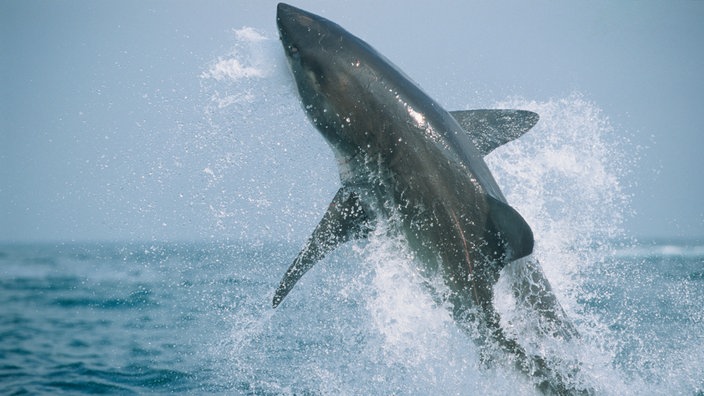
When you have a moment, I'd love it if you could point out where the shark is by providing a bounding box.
[271,3,590,394]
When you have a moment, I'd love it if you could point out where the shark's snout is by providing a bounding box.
[277,3,316,38]
[276,3,297,19]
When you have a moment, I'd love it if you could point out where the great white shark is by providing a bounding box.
[272,3,589,394]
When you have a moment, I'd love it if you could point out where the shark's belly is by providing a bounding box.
[378,149,497,302]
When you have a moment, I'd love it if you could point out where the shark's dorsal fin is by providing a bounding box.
[450,109,539,156]
[272,187,373,308]
[486,195,534,262]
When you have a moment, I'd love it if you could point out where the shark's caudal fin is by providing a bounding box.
[450,109,539,156]
[272,187,373,308]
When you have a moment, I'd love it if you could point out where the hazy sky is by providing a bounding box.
[2,1,703,242]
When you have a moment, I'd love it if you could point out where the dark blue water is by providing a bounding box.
[1,240,702,395]
[0,242,283,394]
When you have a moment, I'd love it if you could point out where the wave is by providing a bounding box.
[612,241,704,258]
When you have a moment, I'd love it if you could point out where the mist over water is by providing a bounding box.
[188,27,703,395]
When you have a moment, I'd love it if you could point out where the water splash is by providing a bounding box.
[357,229,537,394]
[488,96,632,344]
[200,27,703,396]
[194,27,337,242]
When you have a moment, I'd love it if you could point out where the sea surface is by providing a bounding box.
[1,239,702,395]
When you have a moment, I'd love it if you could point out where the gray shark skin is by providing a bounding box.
[272,3,590,394]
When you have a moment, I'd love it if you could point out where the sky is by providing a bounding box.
[1,1,703,242]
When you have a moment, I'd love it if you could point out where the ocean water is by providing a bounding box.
[1,239,703,395]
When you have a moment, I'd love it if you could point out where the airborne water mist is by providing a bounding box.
[196,27,703,396]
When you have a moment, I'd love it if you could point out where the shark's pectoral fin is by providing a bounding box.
[486,195,534,262]
[450,109,539,156]
[272,187,373,308]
